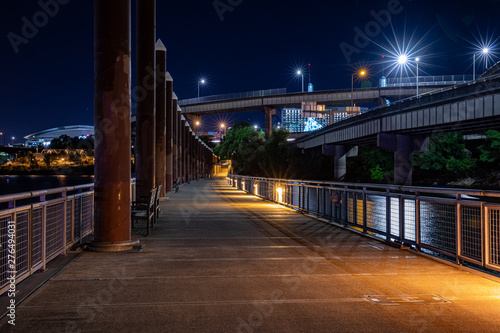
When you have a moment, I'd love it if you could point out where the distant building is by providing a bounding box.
[24,125,94,147]
[281,106,368,133]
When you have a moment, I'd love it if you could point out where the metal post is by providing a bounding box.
[456,195,462,264]
[473,54,476,81]
[351,74,354,107]
[155,39,166,197]
[92,0,136,250]
[165,72,173,193]
[386,189,391,242]
[135,0,156,199]
[172,93,179,182]
[416,60,419,97]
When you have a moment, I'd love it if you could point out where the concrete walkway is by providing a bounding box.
[1,178,500,332]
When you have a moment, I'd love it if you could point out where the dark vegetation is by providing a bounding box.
[215,122,500,187]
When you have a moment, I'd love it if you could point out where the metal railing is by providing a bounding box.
[0,179,137,295]
[178,88,287,106]
[228,174,500,274]
[385,75,474,87]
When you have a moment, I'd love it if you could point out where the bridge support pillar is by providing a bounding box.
[263,107,276,139]
[322,144,358,180]
[165,72,173,193]
[155,40,166,197]
[173,94,179,183]
[92,0,137,251]
[377,133,429,185]
[135,0,156,199]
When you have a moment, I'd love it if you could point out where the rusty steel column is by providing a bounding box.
[188,128,193,181]
[155,39,166,197]
[165,72,173,192]
[92,0,137,251]
[172,93,179,182]
[180,116,187,183]
[135,0,156,198]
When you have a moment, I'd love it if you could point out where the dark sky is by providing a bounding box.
[1,0,499,141]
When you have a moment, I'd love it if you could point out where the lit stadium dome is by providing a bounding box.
[24,125,94,147]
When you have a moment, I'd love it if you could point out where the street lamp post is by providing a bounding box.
[473,47,490,80]
[220,124,225,139]
[473,53,476,80]
[416,57,420,97]
[0,132,3,146]
[483,47,490,69]
[297,70,304,92]
[198,79,205,98]
[351,70,366,107]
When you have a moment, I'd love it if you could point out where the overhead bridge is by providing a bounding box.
[179,86,443,115]
[292,74,500,184]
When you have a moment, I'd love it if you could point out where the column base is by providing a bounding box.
[86,239,140,252]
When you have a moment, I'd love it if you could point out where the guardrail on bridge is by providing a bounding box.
[228,174,500,274]
[0,180,137,295]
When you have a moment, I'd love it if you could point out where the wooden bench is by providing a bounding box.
[131,188,156,236]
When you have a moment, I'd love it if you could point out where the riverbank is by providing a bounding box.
[0,165,94,176]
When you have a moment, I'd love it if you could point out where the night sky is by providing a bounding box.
[1,0,499,141]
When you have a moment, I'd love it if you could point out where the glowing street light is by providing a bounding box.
[416,57,420,97]
[297,70,304,92]
[351,70,366,107]
[220,123,225,138]
[195,120,200,135]
[0,132,4,146]
[398,54,408,65]
[254,125,258,130]
[473,46,492,80]
[197,79,206,98]
[483,47,490,68]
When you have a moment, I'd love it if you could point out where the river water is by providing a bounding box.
[0,175,94,196]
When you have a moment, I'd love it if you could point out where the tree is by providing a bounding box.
[50,135,72,149]
[44,153,56,167]
[479,130,500,164]
[412,133,476,176]
[257,128,291,178]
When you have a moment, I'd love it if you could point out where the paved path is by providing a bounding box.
[1,178,500,332]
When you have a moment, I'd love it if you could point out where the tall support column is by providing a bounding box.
[322,144,358,180]
[172,93,179,182]
[155,39,166,197]
[93,0,137,251]
[263,107,276,139]
[179,114,185,183]
[165,72,173,192]
[135,0,156,198]
[377,133,429,185]
[183,119,189,182]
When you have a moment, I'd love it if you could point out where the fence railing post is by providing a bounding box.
[456,194,462,265]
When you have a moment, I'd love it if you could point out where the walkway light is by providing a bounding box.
[254,183,258,195]
[276,187,283,203]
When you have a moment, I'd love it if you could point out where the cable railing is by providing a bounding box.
[0,180,137,295]
[228,174,500,275]
[178,88,287,106]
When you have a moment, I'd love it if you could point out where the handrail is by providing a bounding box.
[228,174,500,275]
